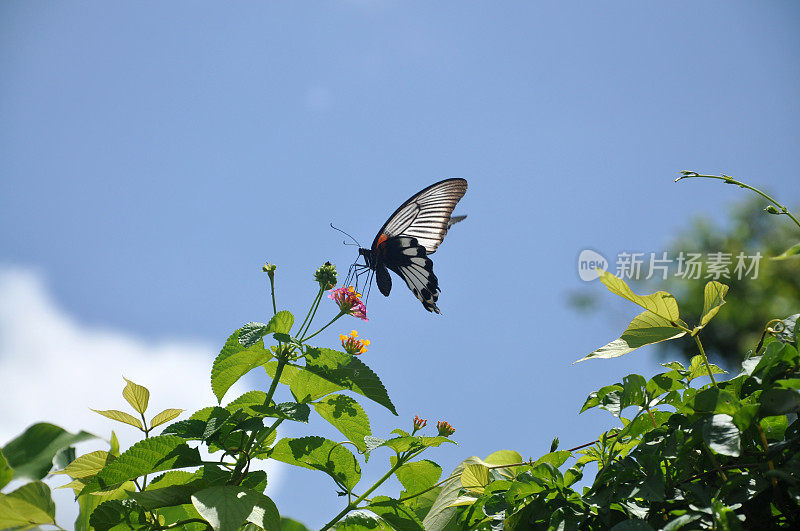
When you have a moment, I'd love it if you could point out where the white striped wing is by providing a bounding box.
[374,178,468,255]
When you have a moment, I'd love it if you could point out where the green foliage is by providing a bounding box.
[0,261,456,530]
[1,175,797,529]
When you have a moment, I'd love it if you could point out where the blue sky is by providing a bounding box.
[2,1,799,528]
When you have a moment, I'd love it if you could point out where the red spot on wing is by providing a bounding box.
[375,233,389,258]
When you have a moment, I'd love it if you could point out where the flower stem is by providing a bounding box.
[269,275,277,316]
[302,311,345,342]
[693,334,718,387]
[297,288,324,339]
[319,457,408,531]
[676,172,800,231]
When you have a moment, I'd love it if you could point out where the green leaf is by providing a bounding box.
[60,450,115,479]
[268,311,295,335]
[279,517,311,531]
[225,391,269,416]
[422,457,484,531]
[265,362,340,403]
[0,448,13,490]
[337,510,391,530]
[688,355,726,382]
[700,281,729,326]
[303,348,397,414]
[151,408,184,429]
[703,414,741,456]
[772,242,800,260]
[131,479,208,510]
[611,521,655,531]
[576,310,686,362]
[122,377,150,414]
[2,423,95,480]
[88,499,147,531]
[775,314,799,344]
[760,415,788,440]
[238,322,271,348]
[212,330,273,403]
[759,388,800,416]
[377,436,455,454]
[269,436,361,490]
[461,463,490,494]
[367,496,424,531]
[255,402,311,422]
[394,459,442,494]
[533,451,571,469]
[191,486,281,531]
[692,388,740,416]
[80,435,203,495]
[91,409,144,430]
[238,311,295,348]
[313,394,372,453]
[597,270,681,321]
[621,374,648,409]
[0,481,55,529]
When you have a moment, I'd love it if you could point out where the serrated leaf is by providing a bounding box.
[151,409,184,429]
[395,459,442,494]
[269,436,361,490]
[212,330,273,403]
[80,435,203,495]
[265,362,341,403]
[772,242,800,260]
[238,322,271,348]
[191,486,281,531]
[313,394,371,453]
[699,281,728,326]
[2,423,96,480]
[131,478,208,510]
[267,310,294,335]
[0,481,55,529]
[61,450,115,479]
[379,436,455,454]
[367,496,424,530]
[122,378,150,414]
[88,499,146,531]
[597,270,680,321]
[254,402,311,422]
[303,348,397,414]
[226,391,269,416]
[577,310,685,362]
[91,409,144,430]
[703,414,741,457]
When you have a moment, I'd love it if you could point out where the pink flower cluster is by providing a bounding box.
[329,286,368,321]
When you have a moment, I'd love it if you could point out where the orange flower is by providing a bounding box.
[340,330,370,355]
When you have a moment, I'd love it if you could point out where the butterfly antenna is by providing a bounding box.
[330,223,362,247]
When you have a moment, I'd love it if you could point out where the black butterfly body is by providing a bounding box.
[352,178,468,313]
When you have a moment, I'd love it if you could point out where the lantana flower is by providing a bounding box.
[436,420,456,437]
[413,415,428,432]
[340,330,370,355]
[329,286,368,321]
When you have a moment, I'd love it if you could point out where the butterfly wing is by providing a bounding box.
[372,178,467,255]
[380,236,441,313]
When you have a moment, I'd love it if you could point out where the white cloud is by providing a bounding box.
[0,266,282,525]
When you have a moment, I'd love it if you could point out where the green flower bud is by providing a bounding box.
[314,261,338,290]
[764,205,781,215]
[263,263,277,279]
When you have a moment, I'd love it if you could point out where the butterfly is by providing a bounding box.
[346,178,468,313]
